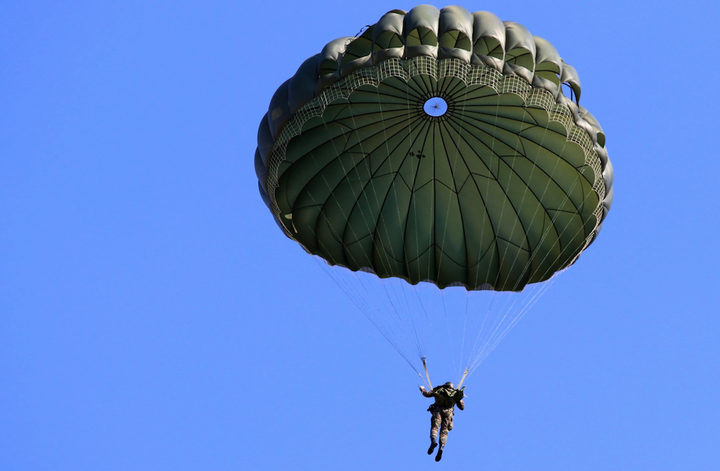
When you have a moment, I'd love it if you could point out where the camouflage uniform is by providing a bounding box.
[421,383,465,461]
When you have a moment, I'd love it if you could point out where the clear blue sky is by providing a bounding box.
[2,1,719,470]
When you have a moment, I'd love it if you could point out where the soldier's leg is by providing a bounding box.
[435,410,451,462]
[438,424,449,448]
[430,410,441,442]
[428,410,441,454]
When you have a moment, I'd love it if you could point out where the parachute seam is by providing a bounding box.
[447,114,584,249]
[371,118,431,266]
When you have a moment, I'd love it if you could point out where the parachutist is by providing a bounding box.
[256,8,614,458]
[419,382,465,462]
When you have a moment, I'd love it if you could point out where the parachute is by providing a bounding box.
[255,5,613,384]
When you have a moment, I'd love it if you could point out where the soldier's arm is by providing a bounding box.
[457,399,465,410]
[419,386,435,398]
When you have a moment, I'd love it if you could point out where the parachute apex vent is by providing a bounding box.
[423,96,448,117]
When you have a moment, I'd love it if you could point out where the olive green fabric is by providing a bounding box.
[255,6,613,292]
[429,385,465,409]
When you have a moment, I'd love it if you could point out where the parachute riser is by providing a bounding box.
[421,356,433,389]
[457,368,469,389]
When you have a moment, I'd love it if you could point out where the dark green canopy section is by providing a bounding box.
[255,6,613,291]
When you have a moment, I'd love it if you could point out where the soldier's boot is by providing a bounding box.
[435,436,447,462]
[435,445,444,462]
[427,437,437,455]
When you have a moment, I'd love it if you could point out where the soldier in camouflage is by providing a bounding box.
[419,382,465,462]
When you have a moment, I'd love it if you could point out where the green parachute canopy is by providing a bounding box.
[255,5,613,293]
